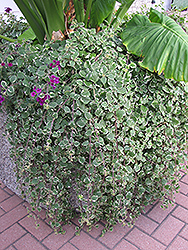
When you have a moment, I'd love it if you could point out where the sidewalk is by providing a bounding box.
[0,169,188,250]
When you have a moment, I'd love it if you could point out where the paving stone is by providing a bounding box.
[179,181,188,195]
[0,223,26,250]
[147,202,175,223]
[152,215,184,245]
[83,223,104,238]
[174,192,188,209]
[59,242,78,250]
[13,234,47,250]
[172,206,188,223]
[141,202,157,214]
[179,225,188,240]
[135,214,158,234]
[19,214,53,241]
[0,195,23,212]
[0,208,5,217]
[125,228,166,250]
[0,189,10,202]
[0,204,27,233]
[3,187,15,196]
[181,174,188,184]
[42,223,76,250]
[113,239,138,250]
[98,223,131,249]
[70,231,107,250]
[167,236,188,250]
[5,245,17,250]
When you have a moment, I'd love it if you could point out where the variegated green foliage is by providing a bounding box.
[0,26,187,233]
[121,9,188,82]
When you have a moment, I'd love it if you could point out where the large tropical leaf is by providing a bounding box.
[121,9,188,82]
[89,0,116,27]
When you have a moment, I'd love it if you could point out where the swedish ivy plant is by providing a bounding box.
[0,24,187,234]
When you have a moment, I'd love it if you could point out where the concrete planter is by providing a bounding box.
[0,109,21,196]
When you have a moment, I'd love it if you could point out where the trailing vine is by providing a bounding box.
[0,25,187,234]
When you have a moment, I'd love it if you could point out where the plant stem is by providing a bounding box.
[0,34,17,43]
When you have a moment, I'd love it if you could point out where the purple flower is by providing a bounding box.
[31,91,36,97]
[36,88,42,93]
[0,95,5,101]
[49,75,59,86]
[8,63,13,67]
[33,86,36,90]
[5,7,12,13]
[0,95,5,105]
[53,60,56,63]
[49,63,53,67]
[58,66,61,70]
[52,65,56,68]
[35,92,50,105]
[1,62,5,67]
[56,61,60,66]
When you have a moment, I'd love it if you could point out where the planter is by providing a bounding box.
[0,108,21,196]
